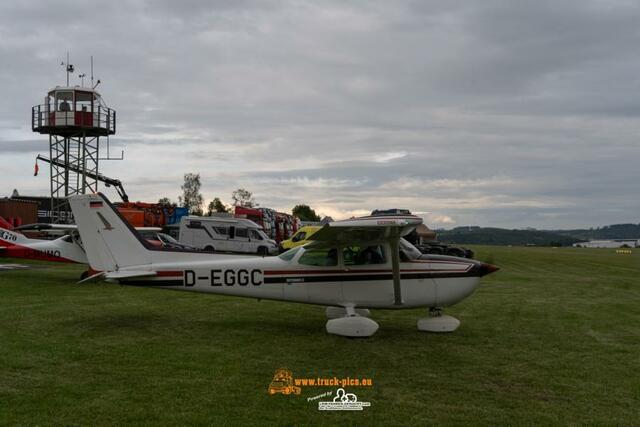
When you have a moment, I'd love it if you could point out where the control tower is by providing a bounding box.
[31,60,116,223]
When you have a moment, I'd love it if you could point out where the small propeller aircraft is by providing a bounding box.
[0,226,88,264]
[0,223,179,268]
[69,193,499,337]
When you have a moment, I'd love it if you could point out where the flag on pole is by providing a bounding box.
[34,162,39,176]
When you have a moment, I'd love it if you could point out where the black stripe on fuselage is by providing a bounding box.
[265,270,479,284]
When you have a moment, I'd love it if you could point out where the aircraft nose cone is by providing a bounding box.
[477,263,500,277]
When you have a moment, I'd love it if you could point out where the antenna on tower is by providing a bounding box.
[79,73,86,86]
[61,52,74,86]
[91,56,101,89]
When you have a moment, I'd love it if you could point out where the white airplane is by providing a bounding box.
[69,193,499,337]
[0,223,173,273]
[0,226,88,264]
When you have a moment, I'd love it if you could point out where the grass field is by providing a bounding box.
[1,246,639,426]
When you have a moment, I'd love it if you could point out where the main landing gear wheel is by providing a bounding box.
[325,306,378,337]
[325,306,371,319]
[417,307,460,333]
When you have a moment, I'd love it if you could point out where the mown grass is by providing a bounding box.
[0,246,639,426]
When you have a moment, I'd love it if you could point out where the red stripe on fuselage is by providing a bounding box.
[2,243,76,263]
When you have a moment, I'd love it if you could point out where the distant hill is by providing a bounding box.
[552,223,640,240]
[436,223,640,246]
[437,227,583,247]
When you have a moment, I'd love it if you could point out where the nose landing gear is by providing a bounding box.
[417,307,460,332]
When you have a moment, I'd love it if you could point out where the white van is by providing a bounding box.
[178,216,278,255]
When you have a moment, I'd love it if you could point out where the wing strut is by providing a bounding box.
[390,237,403,306]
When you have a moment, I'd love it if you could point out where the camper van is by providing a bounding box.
[178,216,278,255]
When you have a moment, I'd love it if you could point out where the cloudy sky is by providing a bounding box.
[1,0,639,229]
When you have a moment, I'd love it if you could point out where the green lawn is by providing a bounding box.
[0,247,639,425]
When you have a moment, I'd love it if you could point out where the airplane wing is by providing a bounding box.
[306,215,423,306]
[306,216,422,248]
[15,223,77,231]
[17,223,161,232]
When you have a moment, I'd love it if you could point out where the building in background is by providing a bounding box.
[573,239,639,248]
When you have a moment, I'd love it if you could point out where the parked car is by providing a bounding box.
[137,230,196,250]
[178,216,278,255]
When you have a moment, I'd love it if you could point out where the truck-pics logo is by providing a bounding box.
[268,368,302,395]
[267,368,374,409]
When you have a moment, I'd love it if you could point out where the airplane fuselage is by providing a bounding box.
[0,228,87,264]
[112,253,486,309]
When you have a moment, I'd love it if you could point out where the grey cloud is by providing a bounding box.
[0,0,638,229]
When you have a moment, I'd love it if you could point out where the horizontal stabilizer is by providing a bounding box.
[105,270,157,280]
[77,271,106,284]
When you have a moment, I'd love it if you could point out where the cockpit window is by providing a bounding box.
[343,245,386,265]
[298,248,338,267]
[399,238,421,261]
[278,247,301,261]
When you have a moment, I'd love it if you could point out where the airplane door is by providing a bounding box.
[301,248,341,305]
[341,245,394,306]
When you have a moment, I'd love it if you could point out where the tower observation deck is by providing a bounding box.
[32,84,117,223]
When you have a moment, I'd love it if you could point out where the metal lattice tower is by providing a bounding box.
[32,83,116,223]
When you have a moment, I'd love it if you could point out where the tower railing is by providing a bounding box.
[31,104,116,135]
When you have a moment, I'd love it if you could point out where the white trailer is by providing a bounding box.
[178,216,278,255]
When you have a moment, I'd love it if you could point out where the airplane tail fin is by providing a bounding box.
[67,193,152,272]
[0,216,14,230]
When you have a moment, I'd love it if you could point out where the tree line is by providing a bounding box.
[157,172,321,221]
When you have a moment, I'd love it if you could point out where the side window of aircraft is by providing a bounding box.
[299,248,338,267]
[343,245,386,266]
[235,228,248,239]
[250,229,263,240]
[399,238,421,261]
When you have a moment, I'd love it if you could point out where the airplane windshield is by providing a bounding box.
[278,247,301,261]
[399,238,421,260]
